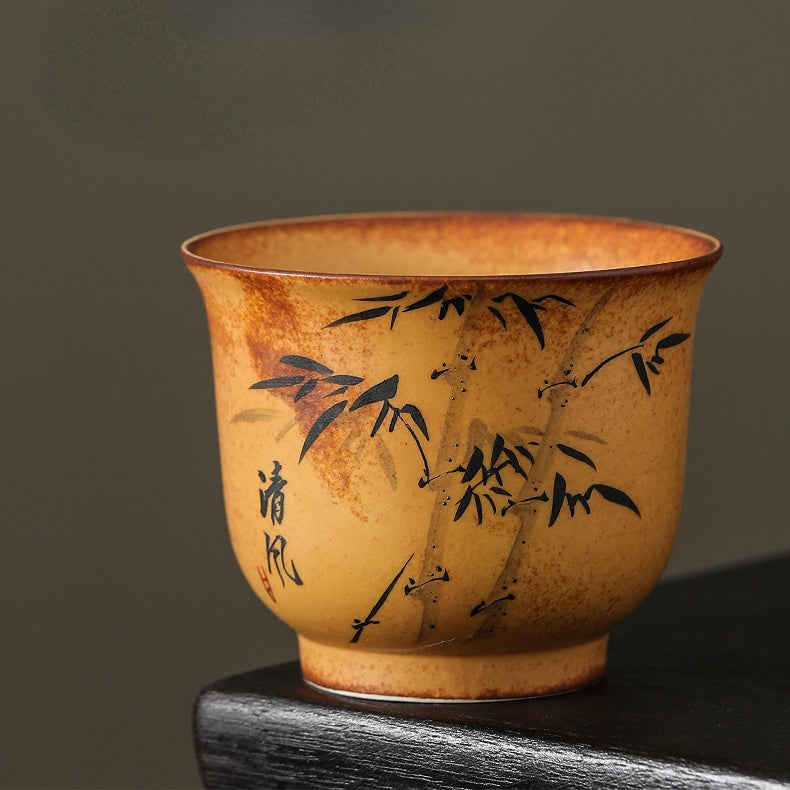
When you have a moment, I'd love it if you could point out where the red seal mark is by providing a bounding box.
[257,565,277,603]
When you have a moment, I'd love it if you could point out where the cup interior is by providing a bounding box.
[182,213,721,279]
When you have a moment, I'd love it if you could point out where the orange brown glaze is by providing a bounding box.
[182,213,721,700]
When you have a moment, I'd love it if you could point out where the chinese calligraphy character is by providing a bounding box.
[259,461,287,525]
[264,532,303,588]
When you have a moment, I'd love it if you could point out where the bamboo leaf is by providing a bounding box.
[502,447,527,478]
[370,401,390,437]
[487,305,507,328]
[454,486,473,522]
[533,294,575,306]
[516,425,544,436]
[461,446,484,483]
[592,484,641,517]
[355,291,409,302]
[473,493,483,524]
[325,306,391,327]
[483,493,497,513]
[549,473,566,527]
[511,294,546,349]
[489,486,511,496]
[324,374,364,385]
[515,445,535,465]
[403,285,448,312]
[280,355,333,375]
[275,417,297,442]
[443,297,466,318]
[294,379,318,401]
[325,386,349,397]
[491,434,505,466]
[556,443,597,470]
[230,408,281,424]
[656,332,690,350]
[250,375,305,389]
[299,400,348,461]
[566,492,591,517]
[399,404,429,439]
[349,375,399,411]
[639,318,672,343]
[375,436,398,490]
[632,353,651,394]
[390,306,399,329]
[564,430,607,445]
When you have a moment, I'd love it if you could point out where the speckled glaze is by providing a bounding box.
[182,213,721,701]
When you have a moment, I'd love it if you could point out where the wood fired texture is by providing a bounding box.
[182,213,721,699]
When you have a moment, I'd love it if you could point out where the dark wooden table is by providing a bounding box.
[194,555,790,789]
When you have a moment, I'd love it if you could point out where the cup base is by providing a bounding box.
[298,635,608,702]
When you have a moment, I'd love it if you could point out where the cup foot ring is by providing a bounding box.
[298,635,608,702]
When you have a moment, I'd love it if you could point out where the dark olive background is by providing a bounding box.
[2,2,788,787]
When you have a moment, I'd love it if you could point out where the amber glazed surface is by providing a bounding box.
[182,213,721,700]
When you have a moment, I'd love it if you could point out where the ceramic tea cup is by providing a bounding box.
[182,213,721,700]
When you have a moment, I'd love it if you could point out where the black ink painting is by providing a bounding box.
[246,286,692,642]
[350,554,414,643]
[404,566,450,596]
[539,317,690,398]
[434,433,640,528]
[251,356,430,483]
[325,289,574,349]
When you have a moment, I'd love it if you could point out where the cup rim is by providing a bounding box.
[180,211,722,283]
